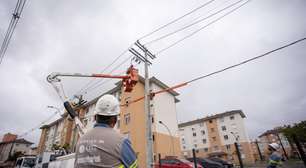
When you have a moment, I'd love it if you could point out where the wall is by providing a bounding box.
[0,143,13,161]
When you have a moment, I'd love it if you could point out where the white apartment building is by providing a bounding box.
[178,110,255,165]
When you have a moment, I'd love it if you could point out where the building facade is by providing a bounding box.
[38,76,181,167]
[178,110,255,165]
[258,128,294,159]
[0,138,33,163]
[37,114,73,154]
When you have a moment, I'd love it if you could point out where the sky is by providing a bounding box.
[0,0,305,145]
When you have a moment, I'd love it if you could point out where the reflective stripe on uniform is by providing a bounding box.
[269,159,280,165]
[129,160,137,168]
[117,160,137,168]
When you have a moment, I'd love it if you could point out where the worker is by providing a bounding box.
[267,143,283,168]
[75,94,137,168]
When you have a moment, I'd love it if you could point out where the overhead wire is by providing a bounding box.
[75,48,130,96]
[122,37,306,106]
[156,0,251,55]
[18,109,62,138]
[0,0,27,65]
[82,55,133,94]
[138,0,217,40]
[145,0,245,45]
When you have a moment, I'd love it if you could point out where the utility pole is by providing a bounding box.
[231,132,244,168]
[292,134,306,166]
[275,133,289,160]
[130,40,155,168]
[255,139,264,161]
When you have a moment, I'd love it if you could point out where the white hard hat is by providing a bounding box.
[94,94,120,116]
[269,143,280,151]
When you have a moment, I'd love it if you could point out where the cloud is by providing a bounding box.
[0,0,305,145]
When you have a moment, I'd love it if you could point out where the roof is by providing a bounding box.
[0,138,33,145]
[81,75,180,108]
[178,110,246,128]
[40,114,66,129]
[258,128,282,138]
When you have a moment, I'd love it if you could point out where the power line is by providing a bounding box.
[0,0,27,65]
[75,48,130,95]
[138,0,217,40]
[186,37,306,84]
[145,0,244,45]
[83,55,133,94]
[123,37,306,106]
[156,0,251,55]
[18,109,61,138]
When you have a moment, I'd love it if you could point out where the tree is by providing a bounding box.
[282,120,306,143]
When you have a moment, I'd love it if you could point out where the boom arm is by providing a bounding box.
[47,66,138,136]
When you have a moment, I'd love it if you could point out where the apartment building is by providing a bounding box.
[37,113,73,154]
[258,128,293,159]
[38,76,181,167]
[178,110,255,165]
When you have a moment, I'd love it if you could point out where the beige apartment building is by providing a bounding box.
[178,110,255,165]
[258,128,294,159]
[37,113,73,154]
[38,76,181,167]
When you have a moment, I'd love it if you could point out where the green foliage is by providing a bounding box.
[52,143,61,151]
[282,120,306,142]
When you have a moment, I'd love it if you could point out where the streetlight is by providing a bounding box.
[230,132,244,168]
[158,121,175,156]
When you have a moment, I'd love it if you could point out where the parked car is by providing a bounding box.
[155,158,203,168]
[208,157,233,168]
[15,156,36,168]
[187,158,224,168]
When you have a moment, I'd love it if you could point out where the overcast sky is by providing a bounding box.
[0,0,305,145]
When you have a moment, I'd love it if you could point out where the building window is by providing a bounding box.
[153,135,155,141]
[222,126,226,131]
[212,137,216,141]
[202,139,207,144]
[209,120,213,123]
[224,135,229,140]
[199,123,204,127]
[230,116,235,120]
[201,130,205,135]
[211,128,215,132]
[151,117,154,123]
[193,133,197,137]
[183,146,186,149]
[226,144,231,151]
[124,113,131,125]
[191,128,195,131]
[181,138,185,144]
[204,148,208,152]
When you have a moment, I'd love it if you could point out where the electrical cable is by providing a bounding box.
[138,0,217,40]
[18,109,61,138]
[0,0,27,65]
[145,0,244,45]
[75,48,130,95]
[156,0,250,55]
[122,37,306,106]
[84,55,133,94]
